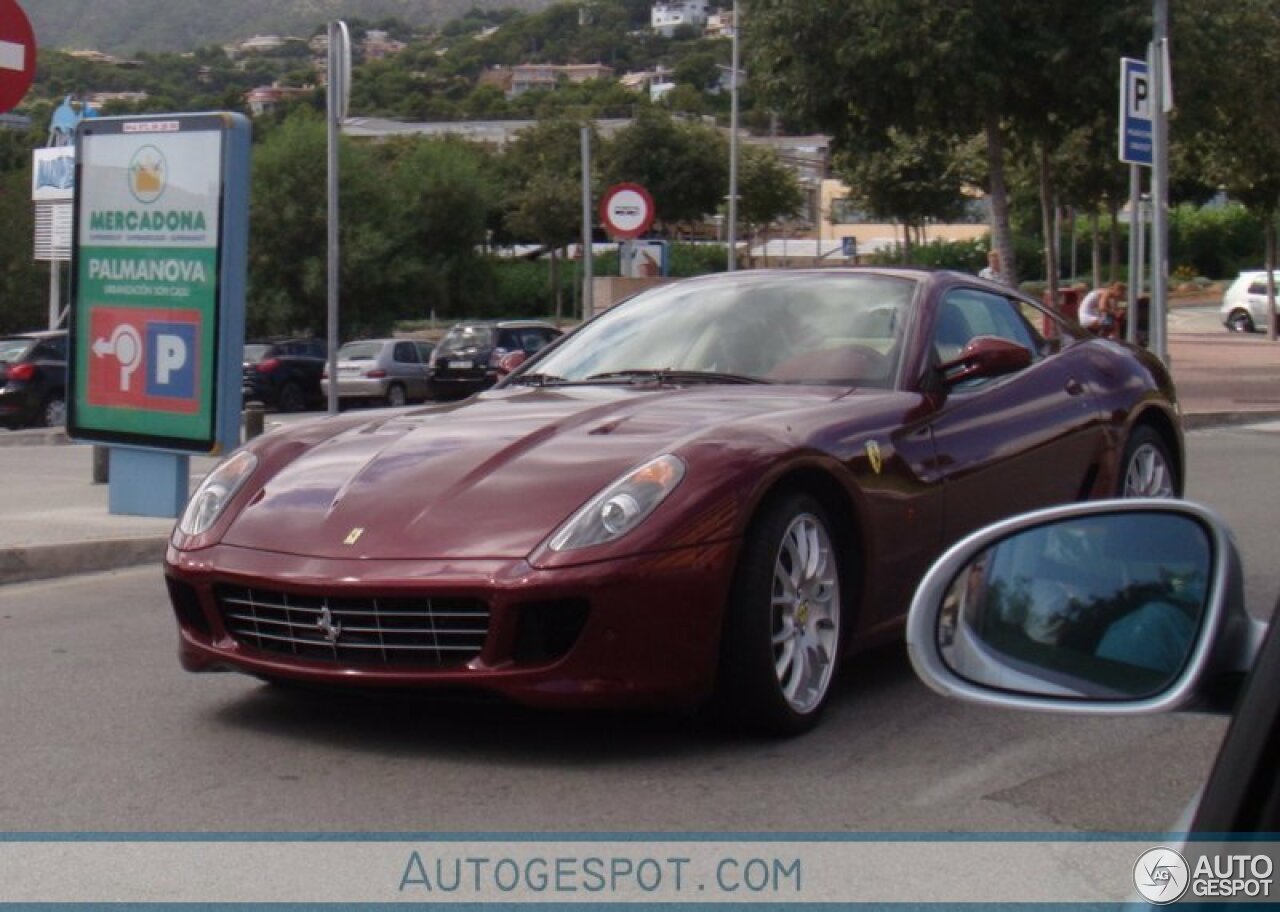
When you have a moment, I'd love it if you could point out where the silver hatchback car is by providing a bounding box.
[321,338,435,406]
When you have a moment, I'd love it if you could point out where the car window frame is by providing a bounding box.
[1189,608,1280,832]
[930,287,1047,391]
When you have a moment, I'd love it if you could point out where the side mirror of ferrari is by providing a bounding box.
[905,499,1264,715]
[940,336,1032,385]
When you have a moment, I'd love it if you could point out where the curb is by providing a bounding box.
[1182,410,1280,431]
[0,428,72,448]
[0,536,168,586]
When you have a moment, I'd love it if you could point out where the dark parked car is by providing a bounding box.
[166,268,1182,735]
[0,330,67,429]
[906,497,1275,865]
[428,319,562,400]
[242,338,326,412]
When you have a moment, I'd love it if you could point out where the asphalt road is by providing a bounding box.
[0,423,1272,835]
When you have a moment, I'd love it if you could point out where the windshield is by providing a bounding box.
[243,344,271,363]
[437,326,495,356]
[526,273,915,387]
[0,339,34,363]
[337,341,383,361]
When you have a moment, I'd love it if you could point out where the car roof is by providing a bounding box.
[447,320,559,330]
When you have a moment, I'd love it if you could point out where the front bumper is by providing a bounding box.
[165,539,737,710]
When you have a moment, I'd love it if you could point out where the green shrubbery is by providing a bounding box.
[863,203,1268,288]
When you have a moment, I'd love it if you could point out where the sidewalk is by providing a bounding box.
[1,330,1278,585]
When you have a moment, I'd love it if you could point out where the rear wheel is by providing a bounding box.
[1117,425,1177,498]
[1226,309,1255,333]
[716,492,845,736]
[42,395,66,428]
[385,383,407,407]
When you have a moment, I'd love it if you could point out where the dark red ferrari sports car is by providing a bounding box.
[165,268,1182,734]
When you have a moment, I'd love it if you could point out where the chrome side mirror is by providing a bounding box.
[906,499,1262,715]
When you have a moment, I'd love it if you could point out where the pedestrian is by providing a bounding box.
[1079,282,1125,338]
[978,249,1005,284]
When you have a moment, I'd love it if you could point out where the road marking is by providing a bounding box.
[0,40,25,72]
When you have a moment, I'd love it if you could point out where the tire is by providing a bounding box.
[278,381,306,413]
[1117,425,1178,498]
[385,383,407,407]
[1226,309,1255,333]
[715,492,845,736]
[43,395,66,428]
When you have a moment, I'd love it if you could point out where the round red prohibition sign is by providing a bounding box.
[600,183,655,240]
[0,0,37,114]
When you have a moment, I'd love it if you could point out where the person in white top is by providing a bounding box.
[978,249,1006,284]
[1079,282,1125,337]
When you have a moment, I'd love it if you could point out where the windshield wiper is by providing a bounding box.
[504,372,566,387]
[579,368,772,386]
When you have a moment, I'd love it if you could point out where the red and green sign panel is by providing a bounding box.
[69,115,239,453]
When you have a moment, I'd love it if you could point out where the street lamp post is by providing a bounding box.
[726,0,739,272]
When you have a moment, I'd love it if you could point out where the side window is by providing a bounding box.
[415,342,434,363]
[393,342,418,363]
[522,331,550,354]
[935,289,1041,362]
[497,330,520,351]
[32,341,61,361]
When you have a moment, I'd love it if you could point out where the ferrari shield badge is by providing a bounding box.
[865,440,883,475]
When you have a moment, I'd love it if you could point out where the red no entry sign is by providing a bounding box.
[600,183,655,240]
[0,0,36,114]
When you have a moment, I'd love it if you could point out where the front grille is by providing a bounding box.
[214,586,489,668]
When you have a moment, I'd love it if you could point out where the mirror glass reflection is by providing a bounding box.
[937,512,1210,698]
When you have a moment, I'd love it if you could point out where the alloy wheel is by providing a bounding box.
[770,512,841,714]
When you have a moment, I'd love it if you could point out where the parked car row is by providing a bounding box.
[241,320,563,411]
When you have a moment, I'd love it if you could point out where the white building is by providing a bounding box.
[651,1,710,37]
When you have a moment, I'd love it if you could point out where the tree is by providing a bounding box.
[747,0,1144,293]
[737,144,805,264]
[1175,0,1280,338]
[247,111,397,338]
[499,118,595,321]
[833,128,970,260]
[603,108,727,231]
[381,136,500,322]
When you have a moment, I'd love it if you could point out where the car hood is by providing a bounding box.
[222,384,865,560]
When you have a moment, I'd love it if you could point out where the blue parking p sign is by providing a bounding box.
[1119,57,1152,166]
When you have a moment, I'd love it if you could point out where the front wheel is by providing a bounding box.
[277,381,306,413]
[715,492,845,736]
[1117,425,1178,498]
[385,383,407,407]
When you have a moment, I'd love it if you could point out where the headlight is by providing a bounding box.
[177,449,258,537]
[548,454,686,552]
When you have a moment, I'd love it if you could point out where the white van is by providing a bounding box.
[1220,270,1280,333]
